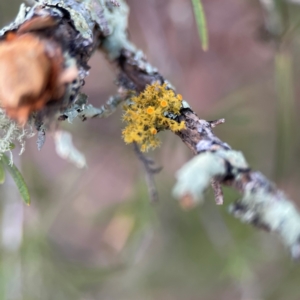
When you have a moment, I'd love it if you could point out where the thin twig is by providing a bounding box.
[133,142,162,203]
[209,118,225,128]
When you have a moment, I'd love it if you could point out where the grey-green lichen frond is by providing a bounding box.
[100,0,136,60]
[0,109,34,161]
[27,0,130,45]
[173,152,226,204]
[229,172,300,260]
[173,150,248,203]
[173,149,300,259]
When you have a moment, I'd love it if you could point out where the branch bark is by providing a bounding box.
[99,0,300,260]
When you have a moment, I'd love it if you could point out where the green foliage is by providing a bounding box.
[1,153,30,205]
[191,0,209,51]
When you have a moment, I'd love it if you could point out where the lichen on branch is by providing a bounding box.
[0,108,33,160]
[122,82,185,152]
[0,0,117,154]
[1,0,300,260]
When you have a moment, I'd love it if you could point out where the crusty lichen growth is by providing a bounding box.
[0,108,34,161]
[122,83,185,152]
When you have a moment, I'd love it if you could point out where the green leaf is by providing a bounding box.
[1,154,30,205]
[0,161,5,184]
[191,0,209,51]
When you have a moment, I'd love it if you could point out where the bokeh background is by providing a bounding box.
[1,0,300,299]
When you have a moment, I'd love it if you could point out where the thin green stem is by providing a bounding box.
[191,0,209,51]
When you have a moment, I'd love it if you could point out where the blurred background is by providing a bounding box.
[1,0,300,299]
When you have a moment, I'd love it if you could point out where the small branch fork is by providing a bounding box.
[133,142,162,203]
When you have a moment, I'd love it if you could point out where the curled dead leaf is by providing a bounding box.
[0,19,78,125]
[18,15,57,34]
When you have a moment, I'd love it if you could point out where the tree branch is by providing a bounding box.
[0,0,300,259]
[99,1,300,259]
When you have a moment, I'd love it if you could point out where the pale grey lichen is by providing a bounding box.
[173,151,226,203]
[174,148,300,259]
[100,0,136,60]
[173,149,248,203]
[0,109,34,162]
[41,0,95,40]
[229,176,300,260]
[60,93,124,122]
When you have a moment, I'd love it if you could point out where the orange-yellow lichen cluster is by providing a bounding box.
[122,82,185,152]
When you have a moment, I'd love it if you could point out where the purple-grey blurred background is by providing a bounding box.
[1,1,300,299]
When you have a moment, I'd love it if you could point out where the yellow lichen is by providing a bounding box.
[122,82,185,152]
[146,106,155,114]
[160,100,168,108]
[150,128,157,135]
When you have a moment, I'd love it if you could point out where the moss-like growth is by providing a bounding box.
[122,83,185,152]
[0,108,33,161]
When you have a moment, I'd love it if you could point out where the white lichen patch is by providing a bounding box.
[173,151,226,203]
